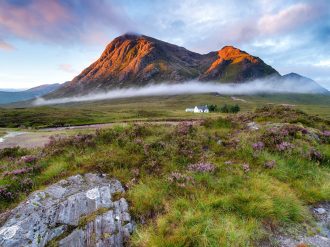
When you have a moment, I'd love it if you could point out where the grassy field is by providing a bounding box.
[0,104,329,246]
[0,93,329,128]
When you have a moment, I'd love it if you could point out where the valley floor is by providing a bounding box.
[1,94,330,129]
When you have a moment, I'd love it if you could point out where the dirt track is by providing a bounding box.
[0,120,196,149]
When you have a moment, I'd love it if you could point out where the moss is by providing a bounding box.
[78,207,110,228]
[112,191,125,202]
[45,225,76,247]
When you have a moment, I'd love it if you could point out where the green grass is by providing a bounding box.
[0,131,6,138]
[0,93,329,128]
[0,104,329,246]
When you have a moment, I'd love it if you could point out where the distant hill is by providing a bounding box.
[0,83,61,104]
[279,73,329,94]
[0,88,25,92]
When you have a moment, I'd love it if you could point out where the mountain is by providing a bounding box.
[280,73,329,94]
[199,46,279,82]
[47,34,279,98]
[0,83,61,105]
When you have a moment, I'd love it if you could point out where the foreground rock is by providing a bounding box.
[0,174,134,247]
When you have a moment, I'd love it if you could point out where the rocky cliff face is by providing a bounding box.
[0,174,133,247]
[48,34,279,98]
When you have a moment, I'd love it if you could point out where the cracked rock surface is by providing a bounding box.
[0,173,134,247]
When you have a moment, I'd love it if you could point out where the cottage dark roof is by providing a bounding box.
[196,105,208,110]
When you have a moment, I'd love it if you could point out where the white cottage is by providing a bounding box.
[185,105,209,113]
[185,108,194,112]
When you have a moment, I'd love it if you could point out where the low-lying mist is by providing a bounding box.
[33,79,325,106]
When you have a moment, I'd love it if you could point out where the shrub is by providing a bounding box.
[207,104,240,113]
[0,187,15,201]
[220,104,240,113]
[208,104,218,112]
[0,147,27,159]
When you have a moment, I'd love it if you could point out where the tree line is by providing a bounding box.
[208,104,240,113]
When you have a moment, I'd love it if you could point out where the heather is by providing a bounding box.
[0,105,329,246]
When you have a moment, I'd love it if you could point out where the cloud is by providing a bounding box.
[0,0,132,45]
[58,64,76,73]
[0,39,15,51]
[33,79,327,106]
[315,59,330,67]
[258,3,319,35]
[0,0,71,41]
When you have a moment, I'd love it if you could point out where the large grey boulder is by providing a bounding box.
[0,174,134,247]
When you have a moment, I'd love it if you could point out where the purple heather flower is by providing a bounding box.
[20,155,37,164]
[188,162,215,173]
[252,141,265,151]
[3,167,33,176]
[323,131,330,137]
[276,142,294,151]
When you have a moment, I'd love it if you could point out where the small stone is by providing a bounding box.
[247,122,259,131]
[315,208,326,214]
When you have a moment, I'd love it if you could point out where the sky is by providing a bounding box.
[0,0,329,90]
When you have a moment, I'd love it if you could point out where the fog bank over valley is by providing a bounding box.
[34,79,327,106]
